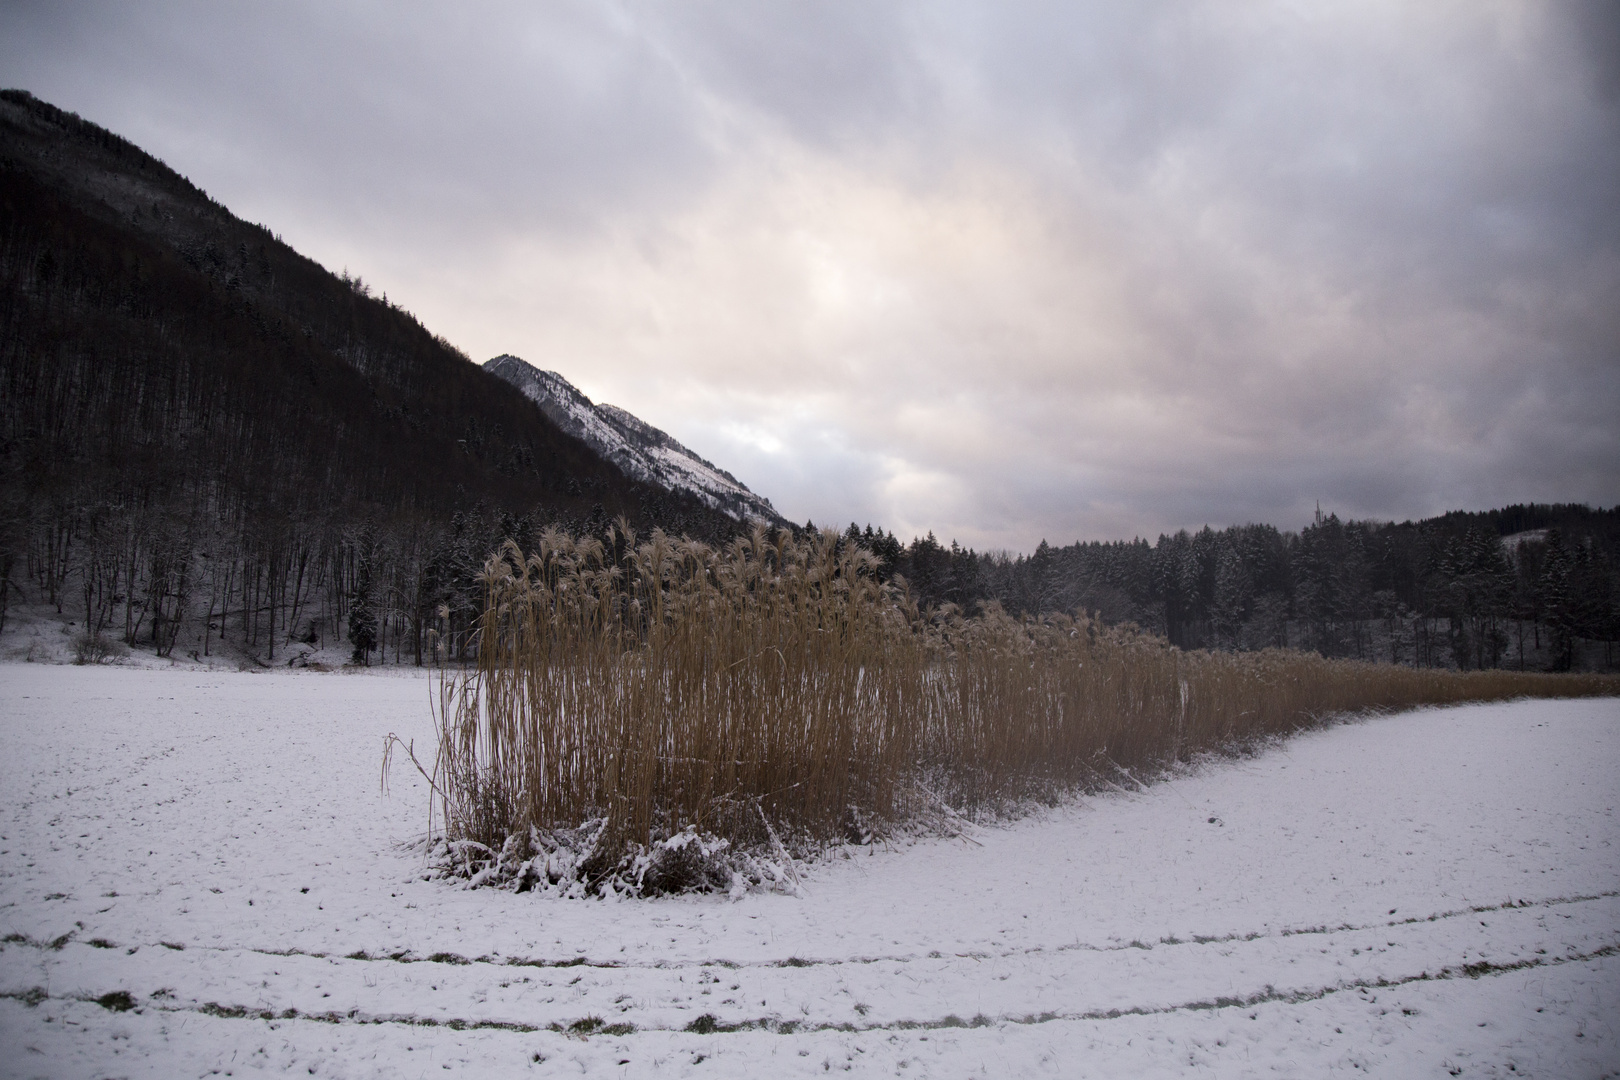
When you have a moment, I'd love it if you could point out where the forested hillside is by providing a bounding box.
[0,90,741,662]
[840,504,1620,672]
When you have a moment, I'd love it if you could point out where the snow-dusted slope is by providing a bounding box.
[485,354,782,524]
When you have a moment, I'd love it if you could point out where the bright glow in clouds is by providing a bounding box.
[3,1,1616,549]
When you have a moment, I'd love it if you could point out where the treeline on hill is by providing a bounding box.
[0,90,745,660]
[833,504,1620,672]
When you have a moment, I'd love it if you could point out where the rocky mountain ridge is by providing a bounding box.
[484,355,783,524]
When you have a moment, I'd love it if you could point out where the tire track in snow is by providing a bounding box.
[5,892,1616,1036]
[12,887,1613,971]
[5,939,1616,1039]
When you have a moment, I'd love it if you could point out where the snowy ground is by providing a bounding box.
[0,665,1615,1079]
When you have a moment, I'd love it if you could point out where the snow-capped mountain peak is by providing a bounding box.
[484,355,782,524]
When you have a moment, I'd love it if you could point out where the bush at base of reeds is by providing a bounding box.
[413,524,1619,893]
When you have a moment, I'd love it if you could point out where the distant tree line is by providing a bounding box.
[834,505,1619,673]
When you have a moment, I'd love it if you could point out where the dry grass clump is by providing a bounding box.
[416,524,1617,890]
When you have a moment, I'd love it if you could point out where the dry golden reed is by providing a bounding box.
[428,524,1617,863]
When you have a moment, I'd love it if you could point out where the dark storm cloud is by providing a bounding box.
[1570,0,1620,102]
[3,1,1616,548]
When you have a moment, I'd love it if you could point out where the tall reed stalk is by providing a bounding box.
[428,525,1618,867]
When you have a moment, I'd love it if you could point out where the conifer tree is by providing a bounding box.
[349,528,378,665]
[1211,542,1251,649]
[1540,530,1574,671]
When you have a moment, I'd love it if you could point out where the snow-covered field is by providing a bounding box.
[0,665,1615,1079]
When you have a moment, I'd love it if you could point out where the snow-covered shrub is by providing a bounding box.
[430,822,799,899]
[72,632,128,665]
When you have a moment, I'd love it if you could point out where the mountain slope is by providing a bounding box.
[485,355,783,524]
[0,89,737,538]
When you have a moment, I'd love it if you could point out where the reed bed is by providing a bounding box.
[419,525,1618,887]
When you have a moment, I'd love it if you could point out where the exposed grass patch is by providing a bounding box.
[559,1016,622,1037]
[424,952,471,966]
[7,987,48,1007]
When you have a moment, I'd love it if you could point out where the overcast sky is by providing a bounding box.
[4,1,1617,549]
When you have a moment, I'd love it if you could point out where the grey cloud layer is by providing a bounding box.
[4,0,1616,547]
